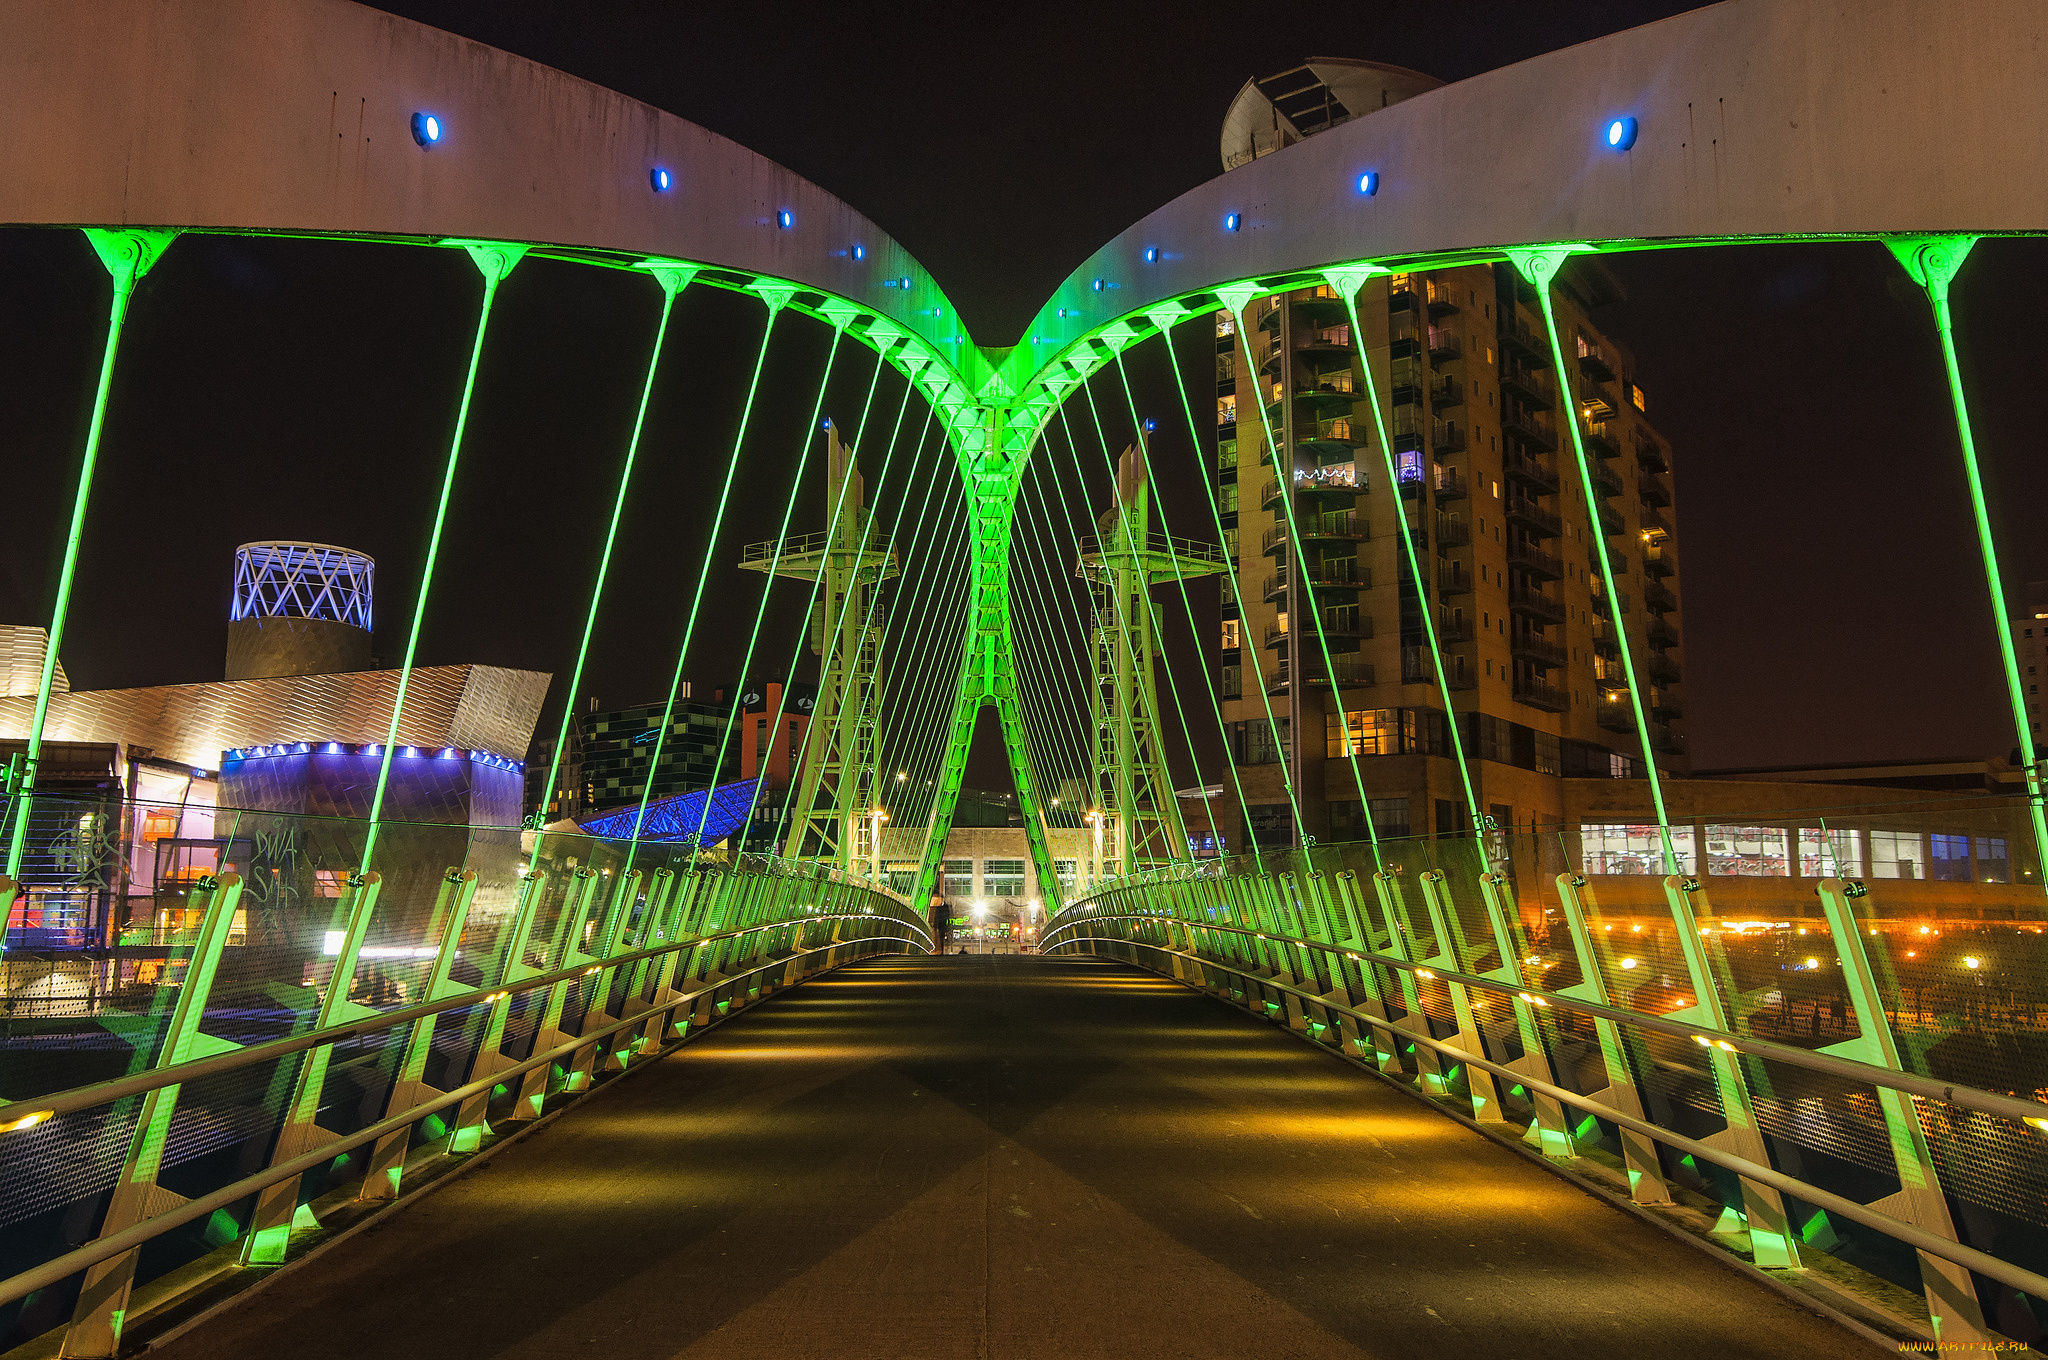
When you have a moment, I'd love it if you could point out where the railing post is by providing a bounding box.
[1414,871,1504,1123]
[357,869,477,1201]
[240,872,384,1264]
[61,873,239,1358]
[1815,878,1993,1343]
[1551,873,1672,1205]
[1658,876,1800,1269]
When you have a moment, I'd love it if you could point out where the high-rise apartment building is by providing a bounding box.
[1213,60,1687,847]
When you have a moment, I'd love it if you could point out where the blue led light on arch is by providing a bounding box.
[410,112,442,147]
[1143,246,1159,263]
[1356,170,1379,196]
[1224,212,1242,232]
[650,167,672,192]
[1605,116,1639,150]
[851,243,865,261]
[776,209,794,229]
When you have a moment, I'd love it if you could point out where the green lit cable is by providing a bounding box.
[1159,310,1305,857]
[628,285,791,859]
[524,264,694,868]
[1329,273,1481,852]
[360,243,525,878]
[1241,294,1378,856]
[687,318,851,849]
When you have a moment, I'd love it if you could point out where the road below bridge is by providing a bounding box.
[160,955,1875,1359]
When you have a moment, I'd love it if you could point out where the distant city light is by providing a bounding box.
[410,112,442,147]
[1356,170,1379,196]
[1224,212,1242,232]
[1605,116,1639,150]
[650,167,672,192]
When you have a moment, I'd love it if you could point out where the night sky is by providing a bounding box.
[2,0,2042,791]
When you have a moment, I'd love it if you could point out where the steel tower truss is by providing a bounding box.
[1078,444,1226,873]
[740,422,898,871]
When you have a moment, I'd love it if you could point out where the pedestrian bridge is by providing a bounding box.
[3,0,2048,1354]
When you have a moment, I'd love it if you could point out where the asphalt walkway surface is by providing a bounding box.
[159,955,1878,1359]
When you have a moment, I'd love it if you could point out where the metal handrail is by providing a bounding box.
[1042,927,2048,1303]
[0,930,926,1310]
[1039,903,2048,1128]
[0,905,926,1125]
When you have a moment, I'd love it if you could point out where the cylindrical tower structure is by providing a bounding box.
[225,541,375,680]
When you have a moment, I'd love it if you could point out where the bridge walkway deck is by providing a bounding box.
[155,955,1875,1360]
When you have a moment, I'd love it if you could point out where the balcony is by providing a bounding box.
[1650,685,1683,719]
[1636,438,1670,475]
[1388,327,1421,360]
[1507,542,1564,580]
[1640,475,1672,508]
[1641,543,1676,577]
[1596,699,1635,732]
[1438,562,1473,595]
[1505,496,1563,539]
[1305,418,1364,448]
[1583,422,1621,460]
[1302,509,1366,542]
[1260,477,1285,510]
[1270,655,1375,691]
[1501,317,1551,365]
[1403,647,1478,689]
[1434,515,1471,548]
[1643,578,1678,615]
[1434,465,1469,500]
[1589,460,1624,499]
[1578,347,1617,382]
[1647,653,1682,685]
[1509,584,1568,625]
[1513,678,1570,712]
[1434,612,1476,643]
[1427,328,1462,362]
[1502,410,1558,452]
[1650,721,1684,755]
[1296,465,1363,501]
[1498,365,1555,409]
[1502,449,1561,495]
[1578,377,1618,420]
[1591,585,1629,620]
[1425,279,1461,315]
[1432,421,1467,453]
[1391,382,1423,408]
[1264,621,1291,649]
[1430,377,1464,410]
[1647,616,1679,648]
[1638,503,1672,538]
[1590,621,1620,657]
[1297,324,1355,356]
[1510,633,1568,668]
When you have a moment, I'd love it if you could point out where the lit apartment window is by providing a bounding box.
[1220,619,1241,650]
[1703,825,1789,876]
[1577,823,1696,875]
[1796,828,1862,877]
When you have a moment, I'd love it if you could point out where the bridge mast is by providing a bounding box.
[739,421,896,871]
[1079,445,1226,872]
